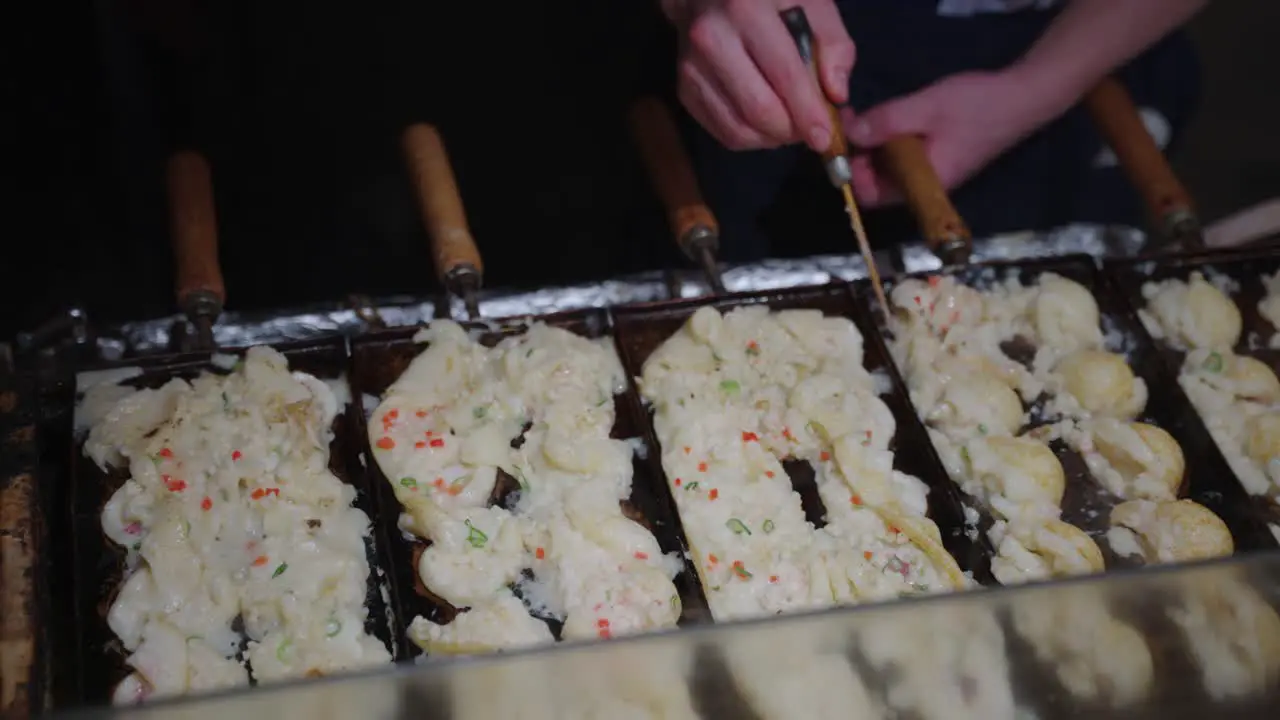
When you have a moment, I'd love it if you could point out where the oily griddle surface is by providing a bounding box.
[1108,247,1280,530]
[873,254,1276,564]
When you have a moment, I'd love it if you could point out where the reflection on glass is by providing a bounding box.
[1011,588,1153,707]
[1169,575,1280,701]
[723,624,877,718]
[58,556,1280,720]
[859,606,1016,719]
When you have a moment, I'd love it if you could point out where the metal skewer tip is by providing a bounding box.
[181,290,221,351]
[840,185,890,318]
[695,243,728,295]
[446,267,483,320]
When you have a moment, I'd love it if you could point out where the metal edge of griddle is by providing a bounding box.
[85,224,1147,360]
[896,223,1149,275]
[1103,245,1280,531]
[608,282,996,587]
[344,308,713,662]
[858,254,1280,715]
[62,337,401,708]
[0,365,47,719]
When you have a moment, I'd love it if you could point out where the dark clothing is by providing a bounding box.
[690,1,1201,262]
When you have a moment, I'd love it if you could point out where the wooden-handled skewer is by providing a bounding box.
[779,6,888,316]
[1085,76,1202,249]
[166,149,224,349]
[877,136,972,264]
[402,123,484,319]
[628,97,727,294]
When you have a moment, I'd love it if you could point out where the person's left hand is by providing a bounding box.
[840,70,1066,207]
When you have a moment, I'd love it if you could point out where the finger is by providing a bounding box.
[687,10,794,144]
[801,0,855,105]
[678,59,774,151]
[732,3,832,151]
[848,154,903,208]
[844,92,934,149]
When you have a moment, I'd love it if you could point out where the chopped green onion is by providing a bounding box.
[1203,351,1224,373]
[400,477,418,489]
[465,520,488,548]
[276,638,292,662]
[272,562,288,578]
[526,348,534,358]
[762,519,776,534]
[473,406,488,420]
[325,618,342,637]
[596,396,609,407]
[131,542,141,551]
[684,481,700,491]
[726,518,751,535]
[977,423,988,435]
[960,446,971,464]
[719,379,740,394]
[732,563,753,580]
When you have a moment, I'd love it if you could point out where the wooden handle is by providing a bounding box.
[628,97,719,251]
[166,150,225,309]
[778,7,848,166]
[402,123,483,284]
[877,136,971,255]
[1085,76,1196,234]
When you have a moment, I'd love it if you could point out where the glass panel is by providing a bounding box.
[60,554,1280,720]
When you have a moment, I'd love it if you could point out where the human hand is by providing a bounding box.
[841,70,1068,207]
[669,0,856,152]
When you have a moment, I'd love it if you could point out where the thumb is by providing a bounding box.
[801,0,855,104]
[844,93,931,149]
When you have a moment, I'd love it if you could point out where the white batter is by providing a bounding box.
[369,321,681,656]
[83,346,391,705]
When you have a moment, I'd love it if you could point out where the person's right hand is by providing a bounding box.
[668,0,855,152]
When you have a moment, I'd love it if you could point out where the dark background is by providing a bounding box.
[9,1,1280,341]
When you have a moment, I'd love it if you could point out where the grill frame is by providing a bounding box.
[14,243,1280,715]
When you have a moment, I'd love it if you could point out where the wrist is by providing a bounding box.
[1000,56,1090,128]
